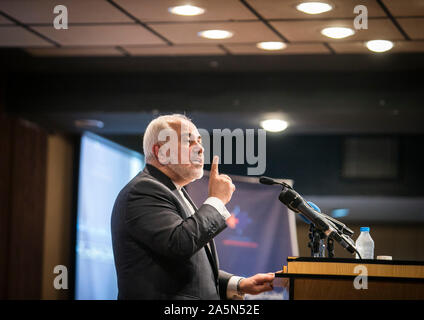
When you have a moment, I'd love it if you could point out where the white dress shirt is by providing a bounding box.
[173,181,244,300]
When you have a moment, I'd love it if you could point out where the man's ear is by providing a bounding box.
[153,144,159,159]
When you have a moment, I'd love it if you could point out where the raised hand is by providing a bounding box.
[208,156,236,205]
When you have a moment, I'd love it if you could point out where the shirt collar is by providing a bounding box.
[172,180,183,191]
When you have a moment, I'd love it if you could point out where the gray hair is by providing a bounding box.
[143,113,192,162]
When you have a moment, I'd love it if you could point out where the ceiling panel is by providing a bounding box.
[1,1,423,56]
[330,41,424,53]
[114,0,256,22]
[397,18,424,39]
[26,47,125,56]
[149,21,281,44]
[33,25,166,46]
[0,0,132,24]
[0,26,53,47]
[225,42,331,54]
[248,0,387,19]
[271,18,404,42]
[382,0,424,16]
[124,44,226,55]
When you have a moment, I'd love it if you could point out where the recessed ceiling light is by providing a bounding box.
[296,2,333,14]
[321,27,355,39]
[74,119,104,129]
[168,5,205,16]
[260,119,288,132]
[366,40,394,53]
[198,29,233,40]
[256,41,287,51]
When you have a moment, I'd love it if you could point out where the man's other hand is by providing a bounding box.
[239,273,275,295]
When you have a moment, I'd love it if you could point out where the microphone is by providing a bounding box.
[258,176,277,185]
[296,201,319,225]
[259,176,292,189]
[278,187,357,255]
[319,211,354,237]
[260,176,314,224]
[260,177,354,237]
[307,201,321,213]
[260,176,358,256]
[306,201,354,237]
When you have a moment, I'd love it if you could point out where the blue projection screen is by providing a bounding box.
[75,132,144,300]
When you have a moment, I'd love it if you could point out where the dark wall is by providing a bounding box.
[0,93,48,299]
[5,71,424,114]
[105,133,424,197]
[0,91,12,299]
[264,134,424,196]
[296,222,424,260]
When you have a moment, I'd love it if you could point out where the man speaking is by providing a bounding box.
[111,114,274,300]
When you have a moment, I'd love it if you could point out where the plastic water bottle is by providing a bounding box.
[355,227,374,259]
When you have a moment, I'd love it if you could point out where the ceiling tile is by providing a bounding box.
[33,25,166,46]
[149,21,281,44]
[248,0,387,19]
[0,0,132,24]
[124,44,226,55]
[271,18,404,42]
[382,0,424,16]
[387,41,424,52]
[26,47,125,56]
[397,18,424,39]
[114,0,256,22]
[225,43,330,54]
[0,26,53,47]
[330,40,424,53]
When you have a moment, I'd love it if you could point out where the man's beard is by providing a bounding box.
[168,163,204,182]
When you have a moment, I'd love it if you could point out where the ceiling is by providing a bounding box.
[1,1,423,136]
[0,0,424,56]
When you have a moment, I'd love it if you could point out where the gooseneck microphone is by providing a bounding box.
[305,201,354,237]
[259,176,292,189]
[260,177,352,233]
[279,187,357,254]
[258,176,276,185]
[260,176,358,256]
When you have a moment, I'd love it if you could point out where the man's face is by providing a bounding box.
[159,119,204,182]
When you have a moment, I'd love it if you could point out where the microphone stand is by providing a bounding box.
[308,225,326,258]
[308,212,351,258]
[327,237,335,258]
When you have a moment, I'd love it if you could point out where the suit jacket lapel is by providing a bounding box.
[171,189,192,219]
[144,164,191,219]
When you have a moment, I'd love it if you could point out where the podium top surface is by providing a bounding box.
[288,257,424,266]
[285,257,424,279]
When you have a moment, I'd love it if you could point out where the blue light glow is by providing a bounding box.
[331,208,350,218]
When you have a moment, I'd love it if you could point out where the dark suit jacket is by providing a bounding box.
[111,164,233,300]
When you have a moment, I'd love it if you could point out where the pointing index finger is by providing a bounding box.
[211,155,219,177]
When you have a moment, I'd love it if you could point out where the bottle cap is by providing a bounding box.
[360,227,370,232]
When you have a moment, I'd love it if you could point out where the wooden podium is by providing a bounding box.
[276,257,424,300]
